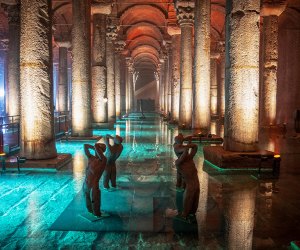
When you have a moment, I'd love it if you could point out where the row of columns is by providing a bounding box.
[157,0,283,152]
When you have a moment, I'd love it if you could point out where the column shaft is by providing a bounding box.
[261,15,279,126]
[171,35,180,121]
[92,14,107,123]
[164,55,169,113]
[71,0,92,136]
[58,46,68,112]
[7,4,20,116]
[217,54,225,118]
[179,24,193,127]
[224,0,260,151]
[115,53,121,118]
[193,0,211,130]
[20,0,56,159]
[210,59,218,116]
[106,40,115,122]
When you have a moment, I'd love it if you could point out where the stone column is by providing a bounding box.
[224,183,256,250]
[217,41,225,119]
[163,51,169,114]
[71,0,92,136]
[260,3,286,126]
[210,58,218,117]
[6,4,20,117]
[92,14,107,123]
[193,0,210,131]
[175,1,194,128]
[125,57,133,113]
[159,57,165,113]
[56,41,70,113]
[20,0,56,159]
[114,41,126,119]
[106,19,118,123]
[168,26,181,122]
[224,0,260,152]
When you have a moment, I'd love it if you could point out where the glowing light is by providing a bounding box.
[0,88,4,97]
[274,154,280,158]
[104,97,108,103]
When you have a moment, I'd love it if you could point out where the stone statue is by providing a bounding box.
[83,142,107,217]
[103,134,123,191]
[173,133,199,221]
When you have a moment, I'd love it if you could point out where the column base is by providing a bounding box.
[203,146,275,169]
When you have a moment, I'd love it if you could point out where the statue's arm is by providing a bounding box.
[175,147,188,165]
[84,144,93,158]
[188,143,198,158]
[94,143,107,162]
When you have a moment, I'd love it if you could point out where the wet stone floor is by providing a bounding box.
[0,113,300,249]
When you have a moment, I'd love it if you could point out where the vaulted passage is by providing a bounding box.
[0,1,300,248]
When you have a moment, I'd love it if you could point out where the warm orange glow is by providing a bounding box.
[274,154,280,158]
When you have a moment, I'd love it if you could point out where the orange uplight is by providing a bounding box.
[274,154,280,158]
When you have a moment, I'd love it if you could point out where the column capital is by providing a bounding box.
[175,0,195,26]
[114,40,126,53]
[0,39,9,50]
[216,40,225,54]
[261,1,287,17]
[125,57,134,72]
[91,2,112,15]
[56,40,71,48]
[106,18,119,41]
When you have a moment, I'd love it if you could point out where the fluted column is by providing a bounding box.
[20,0,56,159]
[71,0,92,136]
[106,19,117,122]
[6,4,20,116]
[193,0,211,131]
[92,14,107,123]
[224,0,260,152]
[114,41,125,119]
[175,1,194,128]
[168,26,181,122]
[125,57,133,113]
[260,2,286,126]
[159,57,165,113]
[57,41,70,113]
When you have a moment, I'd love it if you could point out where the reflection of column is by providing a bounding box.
[193,0,210,130]
[57,41,70,113]
[260,3,286,126]
[168,27,181,121]
[114,41,125,119]
[92,14,107,123]
[217,41,225,119]
[20,0,57,159]
[224,0,260,152]
[210,58,218,117]
[224,184,256,250]
[175,1,194,128]
[6,4,20,116]
[72,0,92,136]
[106,19,117,123]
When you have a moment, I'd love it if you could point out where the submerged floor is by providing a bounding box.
[0,113,299,249]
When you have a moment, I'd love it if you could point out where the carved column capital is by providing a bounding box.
[175,0,195,26]
[114,40,126,53]
[126,57,134,73]
[106,18,119,41]
[91,3,112,15]
[56,40,71,48]
[261,1,287,17]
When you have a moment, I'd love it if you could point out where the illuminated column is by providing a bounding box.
[125,58,133,113]
[106,19,117,123]
[163,51,169,113]
[175,1,194,128]
[71,0,92,136]
[114,41,125,119]
[56,41,70,113]
[6,4,20,116]
[260,3,286,126]
[159,57,165,113]
[167,26,181,121]
[20,0,56,159]
[224,0,260,152]
[210,57,218,117]
[155,65,160,112]
[217,41,225,119]
[224,184,256,250]
[167,50,172,114]
[193,0,210,131]
[92,13,107,123]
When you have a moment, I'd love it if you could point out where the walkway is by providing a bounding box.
[0,114,299,249]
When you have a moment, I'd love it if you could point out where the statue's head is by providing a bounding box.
[174,133,184,144]
[114,135,123,144]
